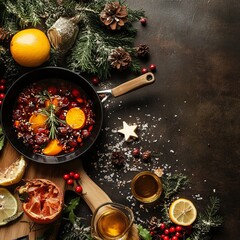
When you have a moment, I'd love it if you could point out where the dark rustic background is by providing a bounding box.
[78,0,240,239]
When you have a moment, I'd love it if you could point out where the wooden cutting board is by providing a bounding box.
[0,142,139,240]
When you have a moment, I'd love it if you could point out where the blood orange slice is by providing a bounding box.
[17,179,63,224]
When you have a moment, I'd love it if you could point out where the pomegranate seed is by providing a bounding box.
[141,68,148,74]
[150,64,156,72]
[72,89,80,97]
[140,17,147,26]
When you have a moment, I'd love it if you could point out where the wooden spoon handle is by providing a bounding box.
[78,164,112,213]
[78,163,140,240]
[111,72,155,97]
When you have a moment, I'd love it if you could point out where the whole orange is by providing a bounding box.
[10,28,51,67]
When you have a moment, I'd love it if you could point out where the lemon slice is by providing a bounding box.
[169,198,197,226]
[0,156,27,186]
[0,188,18,226]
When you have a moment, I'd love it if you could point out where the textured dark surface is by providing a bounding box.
[76,1,240,239]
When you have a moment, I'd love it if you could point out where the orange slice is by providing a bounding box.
[42,139,63,156]
[169,198,197,226]
[29,113,48,132]
[45,98,59,108]
[66,107,86,129]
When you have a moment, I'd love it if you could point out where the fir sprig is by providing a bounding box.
[59,196,92,240]
[0,0,145,81]
[189,197,223,240]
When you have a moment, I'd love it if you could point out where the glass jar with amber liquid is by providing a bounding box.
[131,171,162,203]
[91,202,134,240]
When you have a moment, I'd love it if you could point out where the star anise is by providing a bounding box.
[111,151,125,168]
[100,2,128,30]
[108,47,132,70]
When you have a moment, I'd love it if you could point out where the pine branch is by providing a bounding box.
[162,173,190,200]
[190,197,223,240]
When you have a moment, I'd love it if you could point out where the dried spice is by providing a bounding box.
[111,151,125,168]
[100,2,128,30]
[108,47,132,70]
[135,44,149,58]
[142,150,151,162]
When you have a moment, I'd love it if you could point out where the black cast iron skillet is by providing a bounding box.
[1,67,155,164]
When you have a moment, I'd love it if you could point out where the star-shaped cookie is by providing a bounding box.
[118,121,138,142]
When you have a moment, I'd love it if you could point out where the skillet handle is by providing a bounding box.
[111,72,155,97]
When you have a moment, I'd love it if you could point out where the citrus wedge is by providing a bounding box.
[29,113,48,132]
[0,188,18,226]
[169,198,197,226]
[66,107,86,129]
[0,156,27,186]
[42,139,63,156]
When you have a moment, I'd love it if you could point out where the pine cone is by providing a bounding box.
[100,2,128,30]
[108,47,132,70]
[0,28,11,42]
[135,44,150,58]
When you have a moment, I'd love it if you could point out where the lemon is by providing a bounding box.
[0,156,27,186]
[10,28,51,67]
[0,188,18,226]
[169,198,197,226]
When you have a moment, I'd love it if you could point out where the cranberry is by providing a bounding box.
[69,171,75,177]
[48,86,57,95]
[163,236,169,240]
[74,173,80,180]
[141,68,148,74]
[160,223,166,230]
[63,174,70,180]
[75,185,83,193]
[92,77,100,85]
[0,85,5,91]
[72,88,80,97]
[175,232,182,238]
[0,79,6,84]
[164,229,170,235]
[176,226,183,232]
[169,226,176,233]
[140,17,147,26]
[0,93,5,99]
[132,148,140,157]
[172,236,178,240]
[67,179,74,185]
[150,64,156,72]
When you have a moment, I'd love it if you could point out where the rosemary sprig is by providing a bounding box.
[36,90,65,139]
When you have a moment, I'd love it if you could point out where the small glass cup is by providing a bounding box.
[131,171,162,203]
[91,202,134,240]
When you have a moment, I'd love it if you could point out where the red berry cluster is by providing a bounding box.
[0,79,6,105]
[141,64,157,74]
[63,171,83,193]
[150,223,192,240]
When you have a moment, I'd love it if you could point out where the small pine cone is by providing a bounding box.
[100,2,128,30]
[111,151,125,168]
[0,28,11,42]
[142,150,151,162]
[135,44,150,58]
[108,47,132,70]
